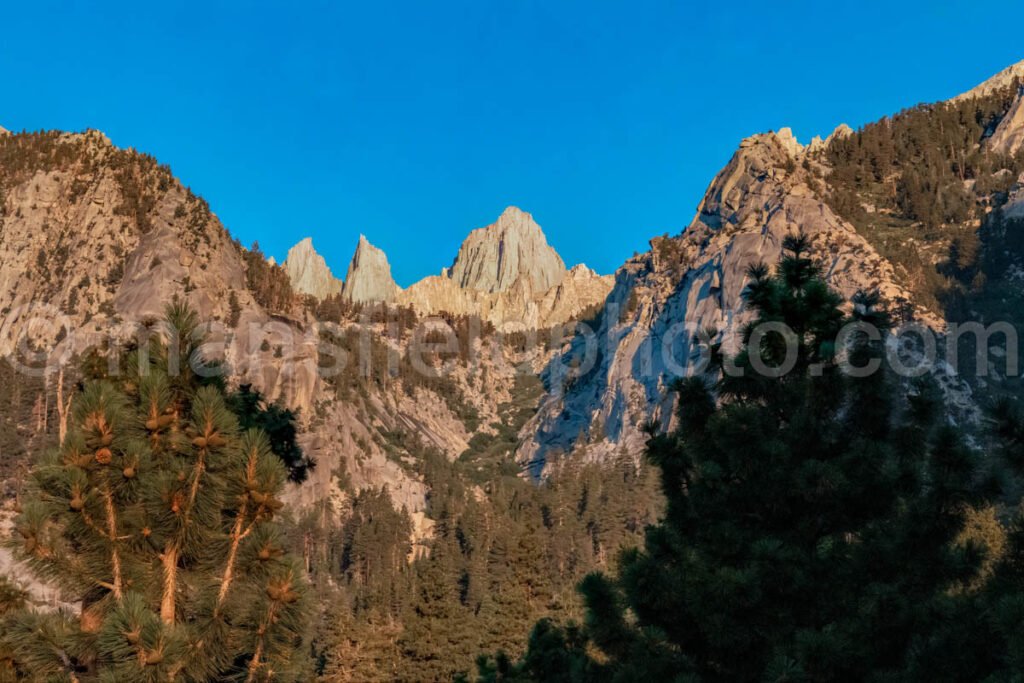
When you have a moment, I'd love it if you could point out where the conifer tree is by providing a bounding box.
[1,303,311,682]
[482,236,988,681]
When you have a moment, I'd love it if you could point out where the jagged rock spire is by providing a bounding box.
[342,235,399,303]
[447,206,567,293]
[283,237,343,299]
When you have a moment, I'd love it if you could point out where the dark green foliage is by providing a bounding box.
[227,384,315,483]
[297,435,661,681]
[0,304,312,681]
[487,241,993,681]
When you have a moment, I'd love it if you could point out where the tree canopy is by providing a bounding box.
[0,304,311,682]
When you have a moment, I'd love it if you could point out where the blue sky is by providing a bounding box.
[2,1,1022,286]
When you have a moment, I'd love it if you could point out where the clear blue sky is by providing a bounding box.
[2,1,1022,286]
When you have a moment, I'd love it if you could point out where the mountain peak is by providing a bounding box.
[284,237,343,299]
[951,59,1024,102]
[448,207,567,293]
[342,235,399,303]
[498,205,530,221]
[568,263,599,279]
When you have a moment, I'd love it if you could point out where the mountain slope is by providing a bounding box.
[516,128,919,472]
[0,130,264,357]
[516,62,1024,475]
[0,130,537,543]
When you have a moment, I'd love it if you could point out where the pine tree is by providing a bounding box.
[484,236,988,681]
[1,304,311,681]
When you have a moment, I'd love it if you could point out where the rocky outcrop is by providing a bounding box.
[342,235,400,303]
[448,206,567,293]
[516,128,939,476]
[990,87,1024,157]
[807,123,853,154]
[952,59,1024,102]
[0,125,9,136]
[281,207,607,328]
[284,237,343,298]
[1004,172,1024,219]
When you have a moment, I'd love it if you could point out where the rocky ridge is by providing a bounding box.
[394,206,613,328]
[283,205,614,329]
[0,130,262,359]
[952,59,1024,102]
[516,125,961,475]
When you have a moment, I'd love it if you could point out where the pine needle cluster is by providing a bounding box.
[1,303,311,682]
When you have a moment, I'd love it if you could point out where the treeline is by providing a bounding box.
[294,443,662,681]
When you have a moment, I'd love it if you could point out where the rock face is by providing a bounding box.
[398,265,613,329]
[952,59,1024,102]
[448,206,567,293]
[807,123,853,154]
[342,235,400,303]
[516,127,946,476]
[0,125,9,136]
[281,206,615,328]
[1004,172,1024,220]
[990,87,1024,157]
[283,237,343,298]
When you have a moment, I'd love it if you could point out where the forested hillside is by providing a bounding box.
[823,79,1024,317]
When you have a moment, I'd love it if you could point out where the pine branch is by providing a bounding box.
[101,483,123,601]
[159,546,178,625]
